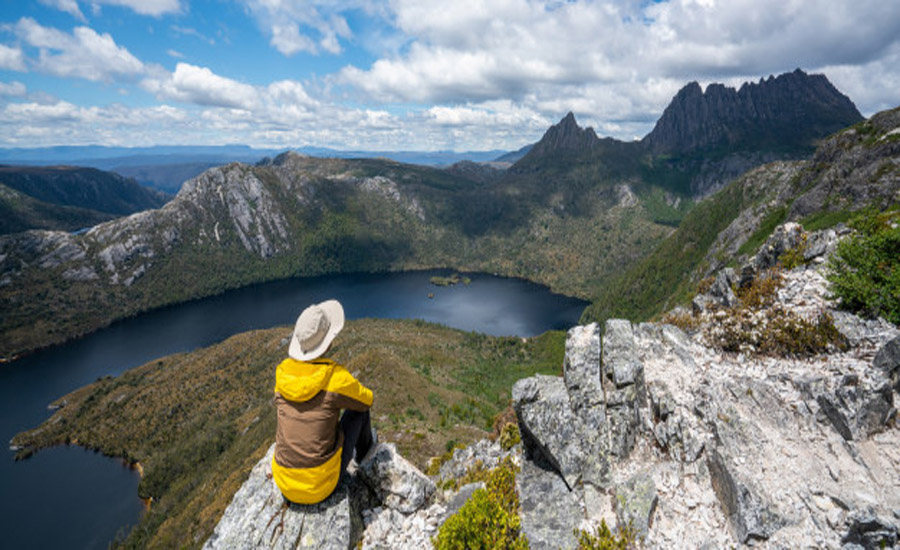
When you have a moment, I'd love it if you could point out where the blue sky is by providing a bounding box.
[1,0,899,151]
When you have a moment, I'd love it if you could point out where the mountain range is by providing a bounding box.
[0,69,885,360]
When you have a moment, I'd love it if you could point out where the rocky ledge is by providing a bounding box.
[207,225,899,549]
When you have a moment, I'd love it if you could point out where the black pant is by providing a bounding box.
[339,409,373,475]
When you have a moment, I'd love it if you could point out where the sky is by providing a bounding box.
[0,0,899,152]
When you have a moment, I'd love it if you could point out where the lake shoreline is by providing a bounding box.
[2,266,588,363]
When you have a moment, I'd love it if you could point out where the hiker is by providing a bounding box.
[272,299,375,504]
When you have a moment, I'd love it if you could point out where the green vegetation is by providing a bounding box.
[799,209,854,232]
[13,319,565,549]
[827,208,900,324]
[498,422,521,451]
[0,153,675,359]
[582,176,750,324]
[575,520,637,550]
[0,183,117,234]
[433,456,529,550]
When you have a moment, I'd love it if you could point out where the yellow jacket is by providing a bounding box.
[272,357,373,504]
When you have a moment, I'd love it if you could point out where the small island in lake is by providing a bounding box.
[429,273,472,287]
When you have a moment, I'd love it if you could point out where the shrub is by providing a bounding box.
[575,520,637,550]
[736,267,783,309]
[705,268,848,357]
[499,422,521,451]
[660,309,702,333]
[827,209,900,324]
[779,233,809,270]
[433,456,529,550]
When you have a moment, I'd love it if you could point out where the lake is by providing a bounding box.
[0,270,586,549]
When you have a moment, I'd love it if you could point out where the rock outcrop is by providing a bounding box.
[204,444,362,550]
[643,69,863,156]
[511,244,898,548]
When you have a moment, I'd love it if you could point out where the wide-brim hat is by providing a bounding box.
[288,299,345,361]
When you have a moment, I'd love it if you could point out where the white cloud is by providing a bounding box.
[0,99,191,145]
[240,0,362,56]
[91,0,182,17]
[39,0,86,21]
[166,49,184,58]
[270,23,317,56]
[337,0,900,140]
[0,44,27,71]
[0,81,27,97]
[5,0,900,150]
[14,18,145,82]
[142,62,259,110]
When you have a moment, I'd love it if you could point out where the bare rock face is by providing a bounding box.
[357,443,435,515]
[204,444,361,550]
[511,255,899,548]
[643,69,862,156]
[875,335,900,392]
[517,456,583,550]
[513,374,595,489]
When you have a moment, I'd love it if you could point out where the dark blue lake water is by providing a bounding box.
[0,270,586,549]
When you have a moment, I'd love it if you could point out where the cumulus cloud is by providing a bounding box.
[13,18,145,82]
[240,0,362,56]
[337,0,900,140]
[0,99,190,145]
[4,0,900,150]
[142,63,259,110]
[0,44,27,71]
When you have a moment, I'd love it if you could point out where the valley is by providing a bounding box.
[0,70,866,361]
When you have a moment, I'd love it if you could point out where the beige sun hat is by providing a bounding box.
[288,299,345,361]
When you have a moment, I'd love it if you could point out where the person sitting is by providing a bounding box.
[271,299,375,504]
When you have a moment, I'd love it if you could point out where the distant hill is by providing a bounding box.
[112,161,225,194]
[0,165,169,216]
[493,144,533,164]
[0,146,512,194]
[0,183,115,234]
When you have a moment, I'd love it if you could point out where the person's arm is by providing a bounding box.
[326,365,373,411]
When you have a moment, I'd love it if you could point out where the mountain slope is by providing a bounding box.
[510,69,863,197]
[0,183,116,234]
[0,165,170,216]
[0,151,673,358]
[582,105,900,325]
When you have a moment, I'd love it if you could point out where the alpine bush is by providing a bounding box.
[827,209,900,324]
[433,456,529,550]
[575,519,637,550]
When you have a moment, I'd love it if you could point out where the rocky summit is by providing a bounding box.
[642,69,863,156]
[206,224,899,549]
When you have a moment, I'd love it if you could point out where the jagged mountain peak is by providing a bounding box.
[511,112,601,170]
[643,69,863,155]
